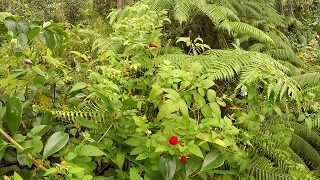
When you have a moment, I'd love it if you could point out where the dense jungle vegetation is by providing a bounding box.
[1,0,320,179]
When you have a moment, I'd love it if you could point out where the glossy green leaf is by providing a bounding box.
[185,156,202,177]
[28,27,40,40]
[44,29,55,50]
[42,131,69,160]
[6,96,22,135]
[188,144,204,158]
[30,125,51,136]
[75,116,101,130]
[70,82,87,93]
[17,33,28,46]
[0,165,20,176]
[201,151,225,171]
[123,99,137,108]
[159,154,176,180]
[32,66,45,76]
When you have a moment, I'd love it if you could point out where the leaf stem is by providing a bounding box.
[98,124,113,143]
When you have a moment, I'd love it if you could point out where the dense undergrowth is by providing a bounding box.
[0,0,320,180]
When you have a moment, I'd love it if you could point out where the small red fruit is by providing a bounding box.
[148,43,158,49]
[180,155,188,164]
[168,136,178,145]
[131,92,136,97]
[125,68,130,72]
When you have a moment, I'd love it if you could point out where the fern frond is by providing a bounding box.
[249,156,293,180]
[290,133,320,168]
[291,72,320,87]
[173,0,191,24]
[230,22,274,43]
[93,38,124,54]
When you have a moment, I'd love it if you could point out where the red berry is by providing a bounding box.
[180,155,188,164]
[148,43,158,49]
[131,92,135,97]
[168,136,178,145]
[125,68,130,72]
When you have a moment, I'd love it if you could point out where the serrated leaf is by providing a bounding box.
[201,79,215,89]
[159,154,176,180]
[201,105,212,118]
[188,144,204,158]
[185,156,202,177]
[155,99,179,122]
[43,168,58,176]
[136,153,148,160]
[6,96,22,135]
[124,138,140,146]
[212,138,226,147]
[178,99,189,117]
[69,82,87,93]
[75,116,101,130]
[42,131,69,160]
[209,102,221,118]
[201,151,224,171]
[77,145,105,156]
[130,168,143,180]
[164,89,181,102]
[130,147,145,155]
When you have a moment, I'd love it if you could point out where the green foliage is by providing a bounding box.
[1,1,320,180]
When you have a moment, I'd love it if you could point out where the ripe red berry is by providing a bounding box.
[131,92,135,97]
[180,155,188,164]
[168,136,178,145]
[125,68,130,72]
[148,43,158,49]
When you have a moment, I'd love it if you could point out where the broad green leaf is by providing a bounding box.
[75,116,101,130]
[16,21,29,34]
[201,105,212,118]
[130,168,143,180]
[273,105,282,117]
[44,29,55,50]
[159,154,176,180]
[17,33,28,46]
[178,99,189,117]
[130,147,145,155]
[14,171,23,180]
[32,76,46,84]
[155,99,179,121]
[32,66,45,76]
[164,89,181,102]
[37,32,46,45]
[69,167,85,174]
[42,131,69,160]
[77,145,105,156]
[6,96,22,135]
[185,156,202,177]
[207,89,216,102]
[201,79,215,89]
[28,26,40,40]
[95,92,114,111]
[17,154,32,167]
[30,125,51,136]
[43,167,58,176]
[70,82,87,93]
[115,152,125,168]
[0,106,6,120]
[82,175,93,180]
[123,99,137,108]
[0,139,8,160]
[43,21,51,28]
[136,153,148,160]
[201,151,224,171]
[0,165,20,176]
[209,102,221,118]
[124,138,140,146]
[212,138,226,147]
[188,144,204,158]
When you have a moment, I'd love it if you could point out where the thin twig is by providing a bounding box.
[98,124,113,143]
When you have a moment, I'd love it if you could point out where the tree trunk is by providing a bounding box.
[117,0,125,9]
